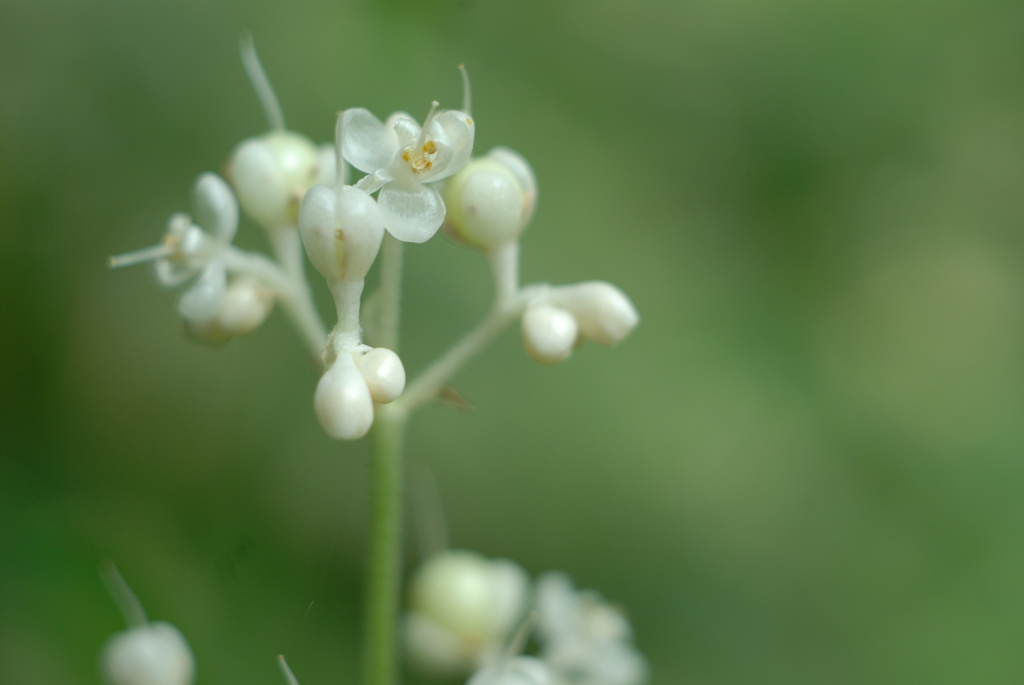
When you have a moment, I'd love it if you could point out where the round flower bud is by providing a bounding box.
[354,346,406,404]
[549,281,639,346]
[299,184,385,284]
[487,147,537,224]
[466,657,553,685]
[521,304,579,364]
[442,147,536,252]
[226,131,322,229]
[100,622,195,685]
[216,278,273,335]
[313,353,374,440]
[405,550,530,675]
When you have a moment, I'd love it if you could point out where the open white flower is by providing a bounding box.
[467,656,553,685]
[535,573,648,685]
[109,173,239,323]
[341,103,474,243]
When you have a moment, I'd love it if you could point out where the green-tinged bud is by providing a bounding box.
[443,147,537,253]
[226,131,322,230]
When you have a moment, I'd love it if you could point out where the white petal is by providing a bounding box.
[341,108,398,174]
[430,110,475,181]
[178,261,226,321]
[391,116,421,148]
[467,657,553,685]
[535,572,580,642]
[191,173,238,243]
[377,183,445,243]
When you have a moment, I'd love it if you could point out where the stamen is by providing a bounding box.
[99,560,149,628]
[459,64,472,116]
[239,32,286,131]
[108,242,174,269]
[277,655,301,685]
[414,100,440,151]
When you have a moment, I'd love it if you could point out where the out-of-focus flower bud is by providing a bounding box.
[404,550,530,676]
[521,303,579,364]
[217,278,273,335]
[549,282,638,346]
[101,622,195,685]
[227,131,323,230]
[443,147,537,253]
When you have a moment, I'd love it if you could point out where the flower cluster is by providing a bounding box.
[403,551,648,685]
[105,36,643,685]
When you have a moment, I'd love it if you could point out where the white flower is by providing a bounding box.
[109,173,239,323]
[403,550,531,677]
[535,573,648,685]
[466,656,554,685]
[341,103,474,243]
[101,622,196,685]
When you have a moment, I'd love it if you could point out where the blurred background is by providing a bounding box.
[3,0,1024,683]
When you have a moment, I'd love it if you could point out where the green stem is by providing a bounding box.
[363,404,407,685]
[363,232,406,685]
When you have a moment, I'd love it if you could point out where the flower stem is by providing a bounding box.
[376,234,404,351]
[363,403,407,685]
[363,231,406,685]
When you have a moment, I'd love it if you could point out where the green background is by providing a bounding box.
[3,0,1024,683]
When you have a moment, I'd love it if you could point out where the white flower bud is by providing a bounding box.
[521,304,579,364]
[549,282,639,346]
[404,550,530,676]
[442,147,536,252]
[299,184,385,285]
[226,131,322,229]
[487,146,537,224]
[100,622,195,685]
[466,657,554,685]
[217,278,273,335]
[313,352,374,440]
[354,346,406,404]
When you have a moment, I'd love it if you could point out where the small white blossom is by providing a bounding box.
[466,656,554,685]
[109,173,239,323]
[535,573,648,685]
[341,103,474,243]
[404,550,531,677]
